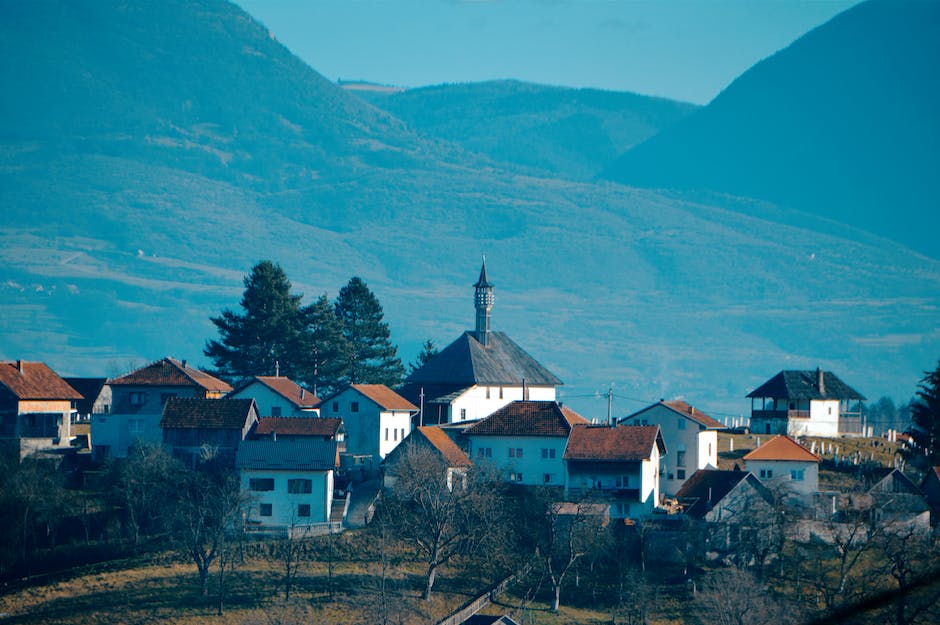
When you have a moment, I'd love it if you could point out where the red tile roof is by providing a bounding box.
[160,398,256,430]
[417,426,472,468]
[662,400,726,429]
[743,435,820,462]
[0,361,83,400]
[350,384,418,411]
[252,376,320,408]
[465,401,589,437]
[110,358,232,393]
[564,424,663,462]
[254,417,341,438]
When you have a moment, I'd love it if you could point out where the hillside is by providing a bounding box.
[1,0,938,418]
[353,80,696,181]
[603,0,940,260]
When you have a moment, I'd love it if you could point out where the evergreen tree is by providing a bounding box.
[408,339,439,376]
[334,277,404,387]
[909,360,940,466]
[204,261,306,383]
[299,294,350,397]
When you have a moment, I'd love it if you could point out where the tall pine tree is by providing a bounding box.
[204,261,306,383]
[334,277,404,387]
[299,294,350,397]
[910,359,940,467]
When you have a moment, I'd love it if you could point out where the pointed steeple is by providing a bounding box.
[474,256,494,345]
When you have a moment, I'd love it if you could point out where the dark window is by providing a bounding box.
[541,448,556,459]
[477,447,492,458]
[676,450,686,467]
[677,469,686,480]
[509,447,523,458]
[332,401,339,412]
[288,479,312,494]
[129,391,146,406]
[351,401,359,413]
[249,478,275,492]
[297,504,311,517]
[271,406,282,417]
[259,503,272,517]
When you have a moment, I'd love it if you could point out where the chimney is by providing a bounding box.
[181,359,187,369]
[300,388,305,399]
[817,368,825,394]
[17,359,24,373]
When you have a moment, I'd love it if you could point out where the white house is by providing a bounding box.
[237,438,337,532]
[747,369,865,437]
[320,384,417,468]
[743,435,820,496]
[93,357,231,460]
[563,424,666,518]
[463,400,588,487]
[227,376,319,417]
[621,399,724,497]
[399,261,562,425]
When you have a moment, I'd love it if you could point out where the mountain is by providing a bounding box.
[603,0,940,260]
[1,0,938,419]
[350,80,696,181]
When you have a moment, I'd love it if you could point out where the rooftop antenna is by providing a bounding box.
[275,360,280,378]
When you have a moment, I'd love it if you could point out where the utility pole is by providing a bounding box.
[608,386,614,425]
[419,387,425,427]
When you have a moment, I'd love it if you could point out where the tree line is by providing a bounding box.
[204,261,406,395]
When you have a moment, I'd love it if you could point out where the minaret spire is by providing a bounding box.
[474,255,494,345]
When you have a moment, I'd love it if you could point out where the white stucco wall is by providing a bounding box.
[242,468,333,527]
[790,399,840,437]
[467,434,567,486]
[329,388,413,462]
[449,385,556,423]
[378,410,413,459]
[744,458,819,495]
[92,384,200,458]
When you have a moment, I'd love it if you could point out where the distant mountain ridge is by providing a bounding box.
[0,0,938,418]
[603,0,940,259]
[354,80,696,181]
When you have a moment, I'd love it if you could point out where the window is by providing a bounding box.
[351,401,359,413]
[128,419,144,434]
[541,448,556,459]
[790,469,805,481]
[385,428,389,441]
[400,428,405,440]
[332,401,339,413]
[288,479,313,494]
[271,406,282,417]
[129,391,146,406]
[393,429,398,441]
[297,504,311,517]
[677,419,686,430]
[543,473,555,484]
[708,443,712,457]
[499,387,504,399]
[485,387,491,399]
[676,450,686,467]
[677,469,686,480]
[509,448,523,458]
[477,447,492,458]
[460,408,467,420]
[249,478,275,491]
[759,469,774,479]
[259,503,272,517]
[509,472,523,482]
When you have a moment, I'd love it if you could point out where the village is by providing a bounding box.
[1,261,939,625]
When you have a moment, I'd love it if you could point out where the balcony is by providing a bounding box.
[751,409,810,420]
[568,486,641,502]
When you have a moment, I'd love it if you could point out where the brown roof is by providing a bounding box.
[675,469,773,518]
[350,384,417,411]
[254,417,341,438]
[110,358,232,393]
[564,424,664,462]
[160,398,256,430]
[464,401,589,437]
[0,361,83,400]
[417,426,472,468]
[662,400,726,429]
[743,435,820,462]
[251,376,320,408]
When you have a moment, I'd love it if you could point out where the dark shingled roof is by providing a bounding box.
[564,424,665,462]
[0,361,83,400]
[160,398,256,429]
[405,331,562,387]
[110,358,232,393]
[254,417,342,438]
[464,401,588,437]
[675,469,772,519]
[747,370,865,401]
[236,439,337,471]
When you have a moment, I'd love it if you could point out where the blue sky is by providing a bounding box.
[236,0,860,104]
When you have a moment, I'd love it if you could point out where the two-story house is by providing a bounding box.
[93,357,232,460]
[160,397,258,468]
[227,376,319,417]
[399,261,563,425]
[320,384,417,472]
[237,438,337,533]
[743,435,820,496]
[0,360,82,458]
[462,400,588,487]
[563,424,666,518]
[747,369,865,437]
[621,399,724,497]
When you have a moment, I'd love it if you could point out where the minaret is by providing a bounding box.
[474,257,494,346]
